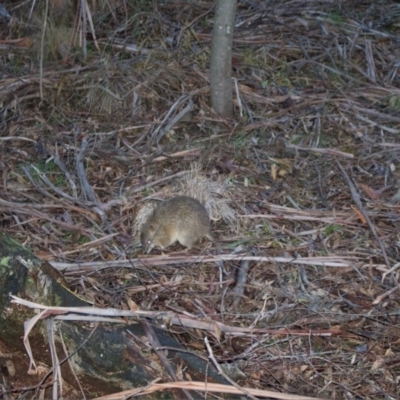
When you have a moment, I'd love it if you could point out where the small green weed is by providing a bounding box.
[323,225,342,236]
[327,11,346,24]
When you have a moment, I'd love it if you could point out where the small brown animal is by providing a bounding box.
[140,196,215,252]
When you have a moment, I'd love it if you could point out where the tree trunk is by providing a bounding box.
[0,232,228,398]
[210,0,238,117]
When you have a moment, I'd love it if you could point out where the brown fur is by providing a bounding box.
[140,196,215,252]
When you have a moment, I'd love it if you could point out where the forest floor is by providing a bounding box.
[1,0,400,399]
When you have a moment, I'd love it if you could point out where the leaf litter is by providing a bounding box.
[1,0,400,398]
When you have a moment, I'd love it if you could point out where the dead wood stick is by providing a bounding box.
[285,143,354,159]
[139,320,194,400]
[204,337,258,400]
[151,96,193,145]
[352,105,400,124]
[53,254,357,272]
[0,201,92,235]
[131,170,189,194]
[372,284,400,305]
[76,137,97,203]
[21,165,59,201]
[30,164,79,202]
[76,136,112,233]
[336,160,391,270]
[231,260,250,309]
[53,150,78,198]
[152,148,202,162]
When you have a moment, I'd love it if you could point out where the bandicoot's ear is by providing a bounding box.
[148,224,154,231]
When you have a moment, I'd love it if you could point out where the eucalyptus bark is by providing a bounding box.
[210,0,237,117]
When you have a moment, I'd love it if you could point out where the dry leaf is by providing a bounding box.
[213,322,221,343]
[360,183,381,200]
[126,296,139,311]
[350,205,366,224]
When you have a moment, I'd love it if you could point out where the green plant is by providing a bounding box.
[323,225,342,236]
